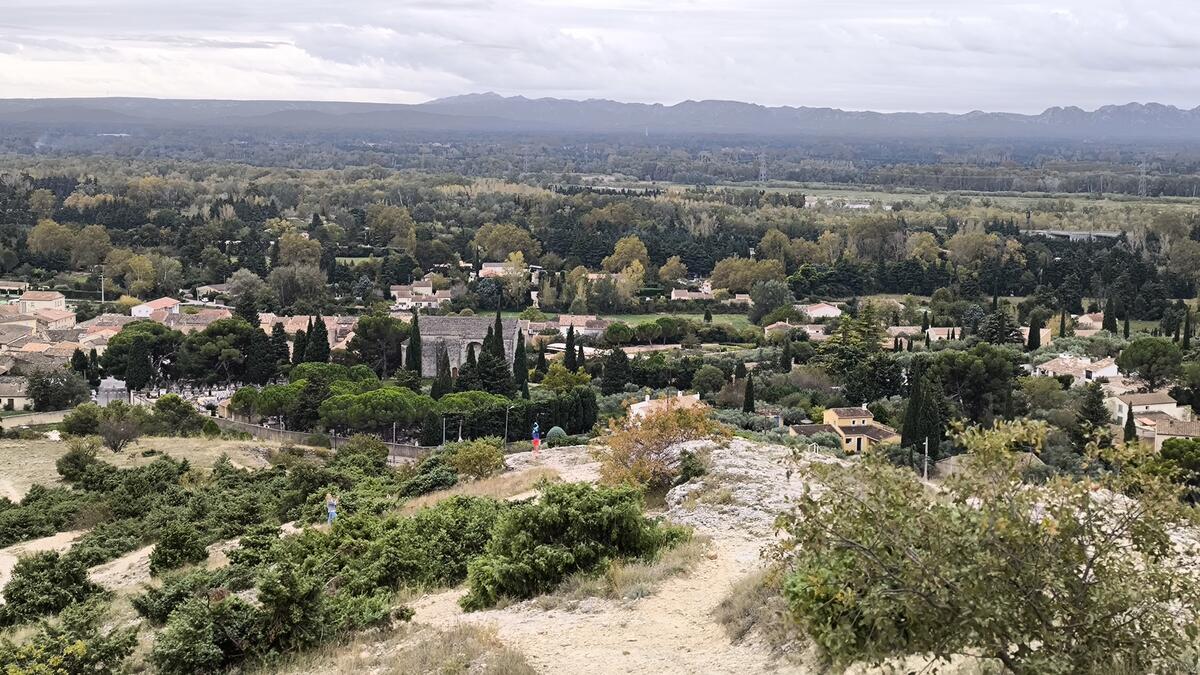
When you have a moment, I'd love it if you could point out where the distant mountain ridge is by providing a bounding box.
[0,94,1198,140]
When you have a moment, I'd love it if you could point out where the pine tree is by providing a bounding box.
[270,322,289,365]
[1124,409,1137,443]
[406,311,422,375]
[292,329,308,366]
[742,372,756,413]
[306,316,330,363]
[431,348,453,399]
[1103,297,1118,333]
[512,330,528,398]
[564,326,577,371]
[601,347,630,395]
[125,337,154,391]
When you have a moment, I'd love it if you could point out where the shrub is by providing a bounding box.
[545,426,567,442]
[61,402,102,436]
[0,551,103,625]
[460,482,687,610]
[56,435,103,483]
[67,518,145,566]
[0,485,94,548]
[202,419,221,438]
[0,598,136,674]
[150,595,262,675]
[96,401,147,452]
[150,522,208,576]
[443,437,506,479]
[399,455,458,497]
[594,401,729,489]
[329,434,389,473]
[134,569,225,624]
[153,394,205,435]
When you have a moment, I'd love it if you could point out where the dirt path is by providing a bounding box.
[0,530,86,598]
[0,477,21,502]
[412,534,791,674]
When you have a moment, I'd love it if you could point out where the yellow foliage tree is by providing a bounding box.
[594,400,729,489]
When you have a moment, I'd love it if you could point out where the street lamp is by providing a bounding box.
[503,404,515,444]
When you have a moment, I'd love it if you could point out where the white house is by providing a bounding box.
[390,282,451,311]
[1106,391,1191,425]
[1034,355,1118,385]
[798,302,842,319]
[132,297,182,318]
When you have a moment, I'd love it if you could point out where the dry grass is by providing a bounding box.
[396,468,561,514]
[534,535,711,610]
[713,567,800,652]
[268,622,536,675]
[0,436,280,502]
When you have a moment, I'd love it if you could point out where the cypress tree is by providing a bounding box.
[492,310,505,358]
[921,311,930,331]
[601,347,630,395]
[564,326,577,372]
[476,349,515,397]
[1026,313,1043,351]
[456,343,480,392]
[70,348,88,375]
[742,372,756,413]
[292,329,307,366]
[535,346,548,375]
[735,361,747,380]
[1124,409,1137,443]
[483,325,495,356]
[901,371,945,455]
[576,344,586,372]
[512,330,528,398]
[1074,382,1112,447]
[270,322,289,365]
[125,337,154,391]
[1185,308,1193,351]
[780,339,793,370]
[1058,311,1067,337]
[1103,297,1118,333]
[305,316,330,363]
[406,311,423,375]
[235,294,259,326]
[431,348,453,399]
[87,348,100,386]
[704,309,712,323]
[245,329,276,385]
[1123,314,1131,339]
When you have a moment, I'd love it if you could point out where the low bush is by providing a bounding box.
[55,435,103,483]
[0,551,104,626]
[0,598,136,674]
[443,437,506,479]
[399,454,458,497]
[595,402,728,489]
[60,402,102,436]
[150,595,263,675]
[149,522,208,576]
[460,482,688,610]
[0,484,95,548]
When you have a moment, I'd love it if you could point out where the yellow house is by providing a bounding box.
[822,407,900,454]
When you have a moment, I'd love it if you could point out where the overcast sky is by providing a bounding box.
[1,0,1197,113]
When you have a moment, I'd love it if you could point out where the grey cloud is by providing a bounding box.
[0,0,1198,112]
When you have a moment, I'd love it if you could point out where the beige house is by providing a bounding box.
[792,407,900,453]
[18,291,65,315]
[797,302,842,319]
[132,297,182,318]
[0,376,30,411]
[33,308,76,331]
[1107,391,1190,425]
[390,282,451,311]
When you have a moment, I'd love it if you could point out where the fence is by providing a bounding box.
[2,410,71,427]
[210,417,428,464]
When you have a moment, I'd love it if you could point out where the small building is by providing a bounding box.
[1019,326,1053,346]
[1034,355,1118,385]
[557,314,611,338]
[1106,391,1190,425]
[18,290,66,315]
[390,282,452,311]
[724,293,753,307]
[477,262,511,279]
[628,391,704,421]
[161,308,234,334]
[195,283,230,300]
[97,377,128,406]
[798,302,842,319]
[764,320,796,336]
[0,280,28,296]
[32,308,76,331]
[0,376,30,411]
[670,289,714,302]
[132,297,182,318]
[822,407,900,454]
[1075,312,1106,330]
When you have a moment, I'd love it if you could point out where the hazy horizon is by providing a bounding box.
[3,0,1199,114]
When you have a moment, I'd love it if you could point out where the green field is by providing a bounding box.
[501,311,754,330]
